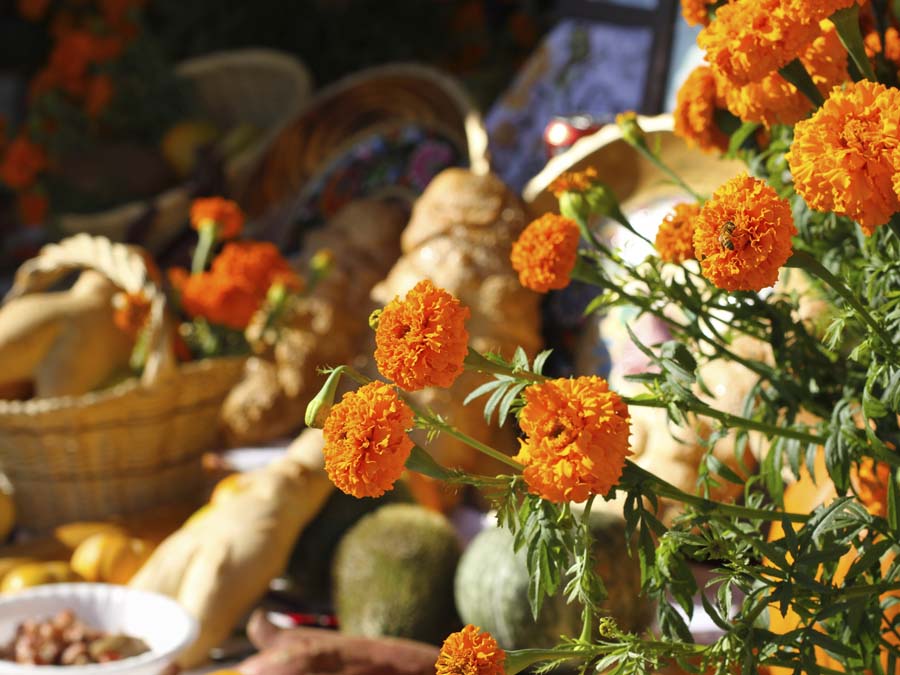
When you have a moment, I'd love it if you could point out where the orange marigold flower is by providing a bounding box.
[693,174,796,292]
[435,625,506,675]
[179,274,261,331]
[191,197,244,239]
[322,381,414,498]
[48,31,96,97]
[865,26,900,67]
[787,80,900,235]
[514,376,631,504]
[656,202,701,263]
[718,21,848,127]
[1,136,47,190]
[680,0,721,26]
[510,214,580,293]
[851,458,891,519]
[698,0,853,86]
[673,66,729,154]
[17,0,50,21]
[374,279,470,391]
[211,241,300,295]
[179,242,300,330]
[85,74,114,118]
[16,189,48,226]
[550,166,599,197]
[113,291,152,338]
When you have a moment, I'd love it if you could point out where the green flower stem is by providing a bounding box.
[831,4,878,82]
[411,405,524,471]
[578,495,596,643]
[625,140,705,203]
[624,396,823,447]
[191,220,218,274]
[504,649,584,675]
[778,59,825,107]
[574,258,805,403]
[787,250,897,353]
[463,349,548,382]
[624,461,810,523]
[572,211,607,253]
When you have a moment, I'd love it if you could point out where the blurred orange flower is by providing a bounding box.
[550,167,600,197]
[788,80,900,235]
[656,202,701,263]
[693,174,796,291]
[113,291,152,339]
[436,625,506,675]
[865,26,900,68]
[515,376,631,504]
[510,213,580,293]
[85,74,114,117]
[17,0,50,21]
[1,136,47,190]
[851,458,891,519]
[673,66,729,154]
[190,197,245,239]
[374,279,470,391]
[322,381,414,498]
[179,242,301,330]
[16,189,49,226]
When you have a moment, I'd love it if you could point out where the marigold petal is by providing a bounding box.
[322,382,414,498]
[510,214,580,293]
[191,197,245,239]
[673,66,729,154]
[698,0,856,86]
[693,174,796,292]
[788,80,900,235]
[435,625,506,675]
[656,202,701,263]
[374,279,471,391]
[515,376,631,503]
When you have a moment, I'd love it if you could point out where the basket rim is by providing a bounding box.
[0,355,246,417]
[289,61,489,175]
[522,113,674,205]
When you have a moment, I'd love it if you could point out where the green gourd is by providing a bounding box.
[332,504,461,644]
[454,513,652,650]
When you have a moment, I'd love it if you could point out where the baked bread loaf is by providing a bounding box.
[221,199,406,445]
[129,429,334,668]
[371,169,542,485]
[0,271,132,398]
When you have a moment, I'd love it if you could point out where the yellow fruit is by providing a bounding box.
[70,532,153,585]
[54,521,128,551]
[161,120,219,178]
[0,557,38,585]
[2,561,79,593]
[0,491,15,542]
[210,472,249,505]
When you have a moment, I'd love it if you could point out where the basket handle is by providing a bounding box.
[3,234,177,387]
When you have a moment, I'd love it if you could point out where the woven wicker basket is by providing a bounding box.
[0,235,245,531]
[58,49,313,252]
[240,62,489,237]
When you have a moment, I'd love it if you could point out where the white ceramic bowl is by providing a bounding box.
[0,584,198,675]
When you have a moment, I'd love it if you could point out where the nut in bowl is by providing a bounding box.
[0,584,197,675]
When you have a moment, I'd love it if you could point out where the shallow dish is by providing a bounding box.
[0,584,197,675]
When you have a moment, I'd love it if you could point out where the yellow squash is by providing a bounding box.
[70,532,154,585]
[2,561,79,593]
